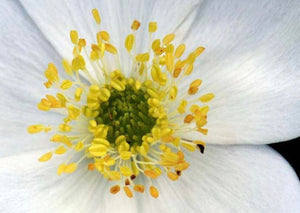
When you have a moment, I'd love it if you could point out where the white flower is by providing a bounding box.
[0,0,299,212]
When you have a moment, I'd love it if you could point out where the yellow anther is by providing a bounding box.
[108,171,121,180]
[54,146,67,155]
[110,79,125,91]
[125,34,135,52]
[154,47,165,55]
[147,98,160,107]
[99,31,110,41]
[38,152,52,162]
[89,85,100,94]
[59,123,72,132]
[51,134,72,147]
[45,63,59,83]
[152,39,161,51]
[167,172,179,181]
[136,53,150,62]
[74,141,84,151]
[27,124,45,134]
[134,80,142,90]
[62,59,73,75]
[67,105,81,120]
[177,100,187,114]
[166,52,174,72]
[198,128,208,135]
[187,52,196,64]
[110,69,124,80]
[182,143,196,151]
[118,141,130,153]
[194,46,205,57]
[37,101,49,110]
[199,93,215,102]
[60,80,73,90]
[169,86,178,101]
[89,144,109,157]
[43,81,52,89]
[163,34,175,45]
[134,184,145,193]
[78,38,86,47]
[188,79,202,95]
[90,50,99,61]
[110,185,121,194]
[64,163,77,173]
[99,88,111,102]
[70,30,78,44]
[166,44,174,53]
[175,162,190,171]
[57,164,66,175]
[123,186,133,198]
[92,8,101,24]
[57,93,67,107]
[92,138,110,146]
[198,105,210,115]
[144,169,159,179]
[131,20,141,31]
[120,151,132,160]
[115,135,127,146]
[74,88,83,102]
[184,114,194,123]
[150,186,159,198]
[88,120,98,132]
[196,119,207,128]
[104,43,118,54]
[148,22,157,32]
[151,65,167,85]
[175,44,186,58]
[72,55,85,70]
[185,64,194,75]
[120,166,132,177]
[151,127,161,140]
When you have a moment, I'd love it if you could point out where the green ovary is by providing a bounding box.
[95,85,157,146]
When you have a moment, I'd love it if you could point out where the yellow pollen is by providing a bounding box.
[123,186,133,198]
[148,22,157,33]
[29,9,213,199]
[110,185,121,194]
[92,9,101,24]
[131,20,141,31]
[150,186,159,198]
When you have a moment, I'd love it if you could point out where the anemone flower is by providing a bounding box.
[0,0,299,212]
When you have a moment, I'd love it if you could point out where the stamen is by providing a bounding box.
[28,9,213,199]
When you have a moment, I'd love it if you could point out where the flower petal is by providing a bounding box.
[0,150,138,213]
[0,0,62,156]
[20,0,201,75]
[183,0,300,144]
[1,146,299,212]
[137,145,300,212]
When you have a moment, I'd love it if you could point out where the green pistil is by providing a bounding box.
[96,85,156,146]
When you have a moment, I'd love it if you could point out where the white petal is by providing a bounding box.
[20,0,201,75]
[183,0,300,144]
[0,150,138,213]
[1,146,299,212]
[0,0,61,156]
[138,145,300,213]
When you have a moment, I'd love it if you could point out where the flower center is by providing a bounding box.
[27,8,214,199]
[95,83,156,146]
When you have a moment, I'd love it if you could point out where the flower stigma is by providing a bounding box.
[27,8,214,198]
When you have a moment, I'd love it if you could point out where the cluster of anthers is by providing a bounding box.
[27,9,214,198]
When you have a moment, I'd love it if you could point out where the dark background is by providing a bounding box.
[270,137,299,179]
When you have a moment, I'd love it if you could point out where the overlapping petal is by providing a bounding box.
[181,0,300,144]
[0,0,62,157]
[0,145,299,212]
